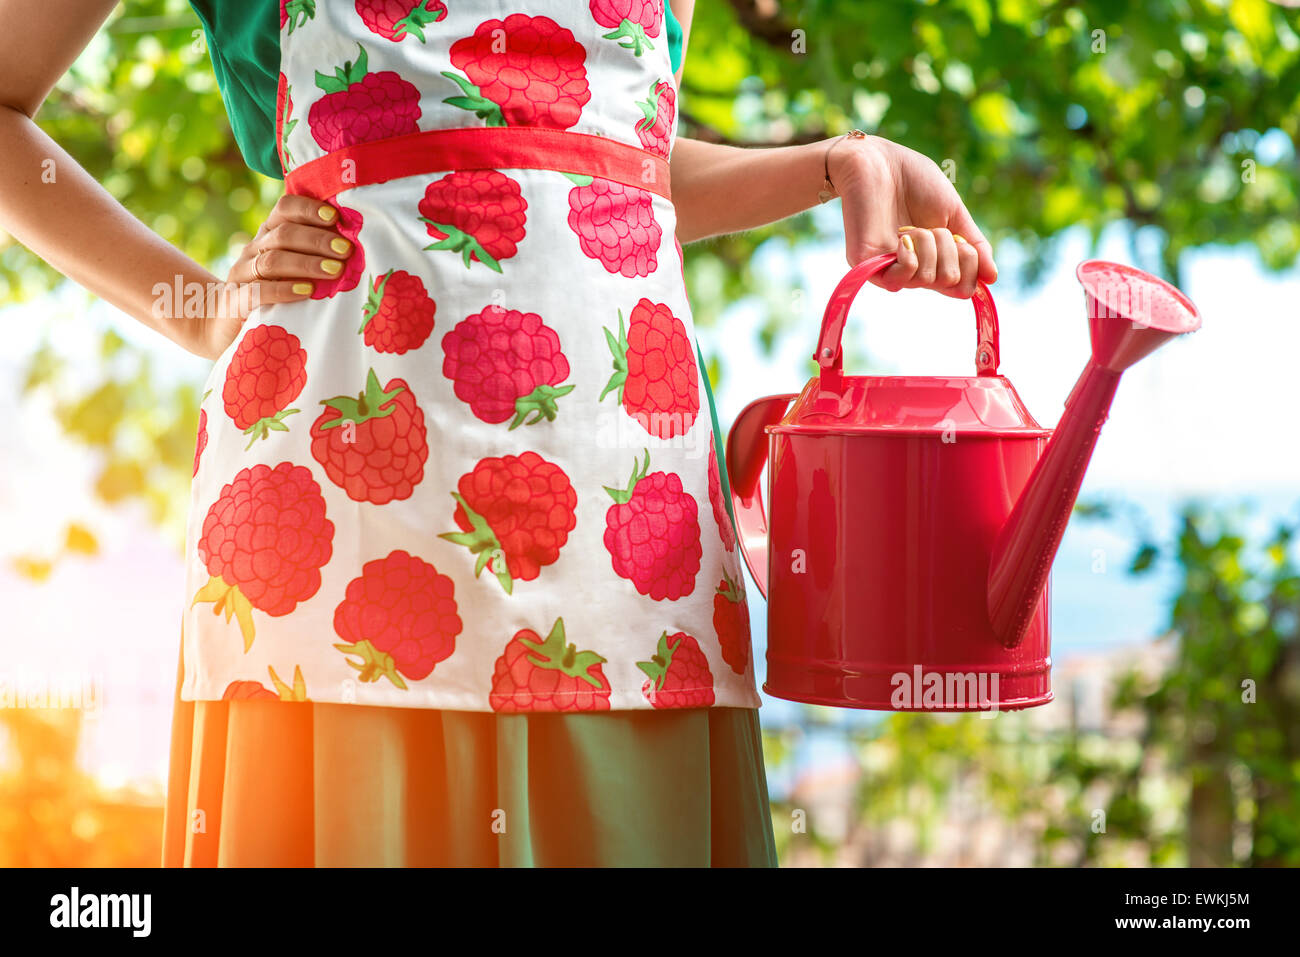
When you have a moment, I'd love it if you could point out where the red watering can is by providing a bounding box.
[726,254,1201,711]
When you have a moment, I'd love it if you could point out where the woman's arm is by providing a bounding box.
[670,135,996,297]
[667,0,996,298]
[0,0,349,359]
[672,0,694,87]
[669,137,833,243]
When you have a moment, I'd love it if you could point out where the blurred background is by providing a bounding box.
[2,0,1298,867]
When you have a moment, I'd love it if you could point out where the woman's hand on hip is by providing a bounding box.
[829,134,997,299]
[198,195,354,357]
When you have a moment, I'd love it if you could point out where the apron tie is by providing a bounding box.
[285,126,672,201]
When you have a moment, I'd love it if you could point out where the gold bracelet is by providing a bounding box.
[819,129,867,204]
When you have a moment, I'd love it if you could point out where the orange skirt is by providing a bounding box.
[162,640,777,867]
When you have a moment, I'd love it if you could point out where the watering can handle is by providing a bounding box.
[814,252,1001,393]
[725,392,798,600]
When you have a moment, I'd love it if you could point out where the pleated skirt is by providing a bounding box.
[161,641,778,867]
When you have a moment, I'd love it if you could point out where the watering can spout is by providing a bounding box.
[986,261,1202,649]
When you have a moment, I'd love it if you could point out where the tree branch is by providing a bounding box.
[723,0,799,50]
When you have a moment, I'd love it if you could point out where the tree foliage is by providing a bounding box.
[683,0,1299,294]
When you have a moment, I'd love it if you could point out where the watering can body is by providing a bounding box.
[744,378,1052,710]
[727,254,1200,712]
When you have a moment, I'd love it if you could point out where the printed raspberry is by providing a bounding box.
[440,451,577,594]
[281,0,315,33]
[707,440,735,551]
[489,617,611,712]
[418,169,527,272]
[443,14,590,129]
[589,0,662,55]
[441,305,573,428]
[223,680,276,701]
[310,369,428,504]
[193,407,208,478]
[356,0,446,43]
[360,269,437,354]
[221,325,308,449]
[333,550,462,688]
[276,72,297,169]
[713,569,751,675]
[312,203,366,299]
[194,462,334,650]
[222,666,308,701]
[638,631,715,709]
[634,79,675,158]
[567,177,661,277]
[603,449,701,601]
[600,299,699,439]
[307,44,421,151]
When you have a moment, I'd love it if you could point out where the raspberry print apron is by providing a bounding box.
[181,0,760,713]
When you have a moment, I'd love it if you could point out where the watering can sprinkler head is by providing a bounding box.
[986,260,1202,650]
[1078,260,1203,372]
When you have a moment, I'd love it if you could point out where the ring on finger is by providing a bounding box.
[251,247,267,282]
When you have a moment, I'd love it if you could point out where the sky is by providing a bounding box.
[1,223,1297,788]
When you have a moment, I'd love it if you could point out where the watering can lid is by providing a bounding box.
[773,373,1051,436]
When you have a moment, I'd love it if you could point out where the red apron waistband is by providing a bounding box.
[283,126,672,201]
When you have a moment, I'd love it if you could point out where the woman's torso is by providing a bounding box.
[181,0,760,714]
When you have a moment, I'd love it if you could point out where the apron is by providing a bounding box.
[181,0,759,713]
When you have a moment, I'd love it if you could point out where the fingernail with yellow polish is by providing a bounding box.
[321,259,343,275]
[318,205,338,222]
[292,282,313,295]
[330,237,352,255]
[897,225,915,233]
[901,233,915,253]
[954,234,968,244]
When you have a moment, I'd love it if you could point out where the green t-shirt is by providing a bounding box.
[188,1,685,181]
